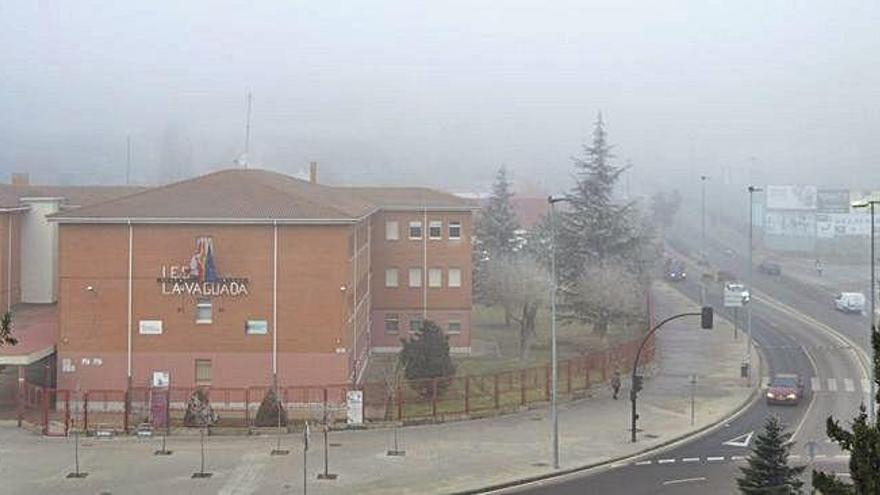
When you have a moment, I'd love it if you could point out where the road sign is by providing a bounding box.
[722,431,754,447]
[724,286,750,308]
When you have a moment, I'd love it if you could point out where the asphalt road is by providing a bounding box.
[502,237,866,494]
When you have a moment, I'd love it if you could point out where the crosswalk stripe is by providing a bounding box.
[844,378,855,392]
[811,377,821,391]
[827,378,837,392]
[761,377,769,388]
[863,379,872,392]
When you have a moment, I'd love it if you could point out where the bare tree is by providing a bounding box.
[560,262,645,340]
[485,256,549,360]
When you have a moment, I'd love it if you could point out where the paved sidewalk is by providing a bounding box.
[0,283,756,495]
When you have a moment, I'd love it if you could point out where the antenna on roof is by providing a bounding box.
[125,134,132,185]
[238,91,253,169]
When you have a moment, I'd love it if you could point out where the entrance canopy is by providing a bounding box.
[0,304,56,365]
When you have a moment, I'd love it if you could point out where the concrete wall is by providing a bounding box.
[21,199,61,304]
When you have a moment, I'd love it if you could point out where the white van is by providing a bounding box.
[834,292,866,313]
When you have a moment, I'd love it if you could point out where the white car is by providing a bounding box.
[834,292,866,314]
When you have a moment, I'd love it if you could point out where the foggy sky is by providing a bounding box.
[2,1,878,193]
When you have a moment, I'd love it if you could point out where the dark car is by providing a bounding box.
[758,259,782,276]
[664,259,687,282]
[766,373,804,405]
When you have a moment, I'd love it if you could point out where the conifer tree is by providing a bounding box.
[737,415,805,494]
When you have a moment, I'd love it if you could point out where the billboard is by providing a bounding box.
[816,213,871,238]
[766,185,817,210]
[817,189,850,213]
[764,211,816,237]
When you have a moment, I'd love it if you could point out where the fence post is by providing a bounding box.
[584,355,591,390]
[16,367,24,428]
[323,387,329,423]
[464,376,471,415]
[41,387,48,436]
[544,365,551,401]
[123,388,130,434]
[83,392,89,433]
[493,374,500,410]
[245,388,250,428]
[601,353,608,382]
[396,382,403,421]
[64,392,70,436]
[431,379,438,419]
[566,361,572,394]
[520,369,527,406]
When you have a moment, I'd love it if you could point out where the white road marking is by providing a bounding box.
[815,454,827,459]
[835,454,850,459]
[791,455,802,460]
[844,378,855,392]
[827,378,838,392]
[657,459,675,464]
[811,377,821,391]
[862,379,871,392]
[682,458,700,463]
[723,431,754,447]
[706,456,725,462]
[662,477,706,486]
[635,460,652,466]
[731,455,746,461]
[792,347,821,442]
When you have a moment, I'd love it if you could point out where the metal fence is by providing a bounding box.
[19,334,654,435]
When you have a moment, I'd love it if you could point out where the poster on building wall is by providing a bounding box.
[346,390,363,425]
[764,211,816,237]
[817,189,851,213]
[766,185,818,210]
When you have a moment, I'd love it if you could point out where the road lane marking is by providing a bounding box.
[844,378,855,392]
[811,377,821,391]
[835,454,850,459]
[662,477,706,486]
[706,456,725,462]
[634,460,652,466]
[791,455,801,460]
[682,458,700,463]
[723,431,754,447]
[657,459,675,464]
[731,455,746,461]
[792,346,821,442]
[827,378,838,391]
[815,454,827,459]
[863,379,871,392]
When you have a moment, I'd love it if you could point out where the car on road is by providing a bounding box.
[834,292,866,313]
[758,259,782,276]
[664,259,687,282]
[766,373,804,405]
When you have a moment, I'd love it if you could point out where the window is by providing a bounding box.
[429,220,442,239]
[409,315,423,333]
[196,299,212,324]
[448,221,462,240]
[385,221,399,240]
[448,320,462,334]
[385,268,399,288]
[384,314,399,334]
[246,320,268,335]
[195,359,212,386]
[428,268,442,288]
[408,268,422,287]
[409,221,422,239]
[139,320,163,335]
[448,268,462,288]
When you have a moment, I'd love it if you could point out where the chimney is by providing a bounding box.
[309,161,317,184]
[11,173,29,186]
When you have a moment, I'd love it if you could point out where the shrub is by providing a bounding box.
[183,388,218,427]
[399,320,456,398]
[254,388,287,427]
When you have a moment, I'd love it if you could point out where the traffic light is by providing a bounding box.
[701,306,713,329]
[632,374,644,393]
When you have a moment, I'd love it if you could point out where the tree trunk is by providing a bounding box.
[505,310,511,328]
[519,303,538,361]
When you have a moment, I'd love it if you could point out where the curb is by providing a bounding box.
[451,333,765,495]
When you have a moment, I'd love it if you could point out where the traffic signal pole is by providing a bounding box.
[631,308,713,443]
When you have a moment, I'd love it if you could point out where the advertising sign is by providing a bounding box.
[346,390,364,425]
[764,211,816,237]
[817,189,851,213]
[816,213,871,238]
[766,185,817,210]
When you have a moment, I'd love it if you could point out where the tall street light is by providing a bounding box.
[747,186,762,382]
[853,198,878,423]
[547,195,571,469]
[700,175,708,264]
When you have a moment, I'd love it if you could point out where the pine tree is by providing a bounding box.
[474,166,521,307]
[399,320,456,398]
[813,329,880,494]
[738,415,805,494]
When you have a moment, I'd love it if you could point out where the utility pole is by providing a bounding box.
[241,91,253,169]
[700,175,708,263]
[548,196,571,469]
[747,186,762,384]
[690,374,697,426]
[853,199,878,423]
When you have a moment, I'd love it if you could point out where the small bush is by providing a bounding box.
[254,388,287,427]
[183,388,218,427]
[399,320,456,398]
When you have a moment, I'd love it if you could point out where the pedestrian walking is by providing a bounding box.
[611,370,621,400]
[815,258,823,277]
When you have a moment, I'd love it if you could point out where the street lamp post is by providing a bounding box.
[547,195,571,469]
[747,186,762,382]
[853,199,878,423]
[700,175,708,264]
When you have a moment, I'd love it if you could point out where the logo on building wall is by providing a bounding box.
[157,237,249,296]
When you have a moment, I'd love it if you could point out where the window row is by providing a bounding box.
[385,220,461,241]
[384,267,462,288]
[138,315,269,335]
[384,314,462,335]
